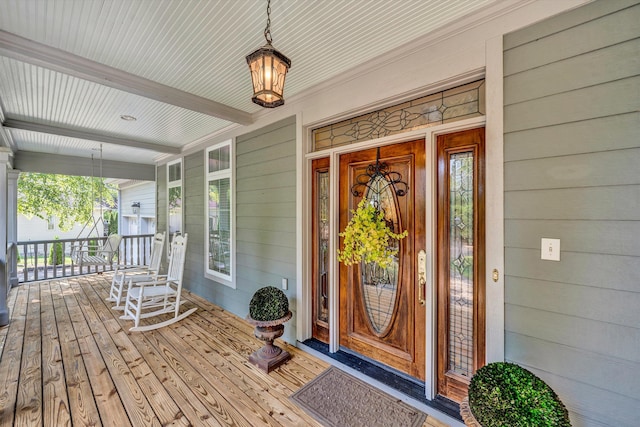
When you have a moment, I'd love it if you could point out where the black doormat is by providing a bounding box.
[291,367,427,427]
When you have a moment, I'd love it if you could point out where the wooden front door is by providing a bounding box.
[339,139,426,380]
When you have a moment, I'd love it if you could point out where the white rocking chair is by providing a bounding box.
[72,234,123,269]
[107,231,166,310]
[120,233,196,332]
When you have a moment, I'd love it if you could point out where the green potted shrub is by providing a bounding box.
[246,286,293,373]
[461,362,571,427]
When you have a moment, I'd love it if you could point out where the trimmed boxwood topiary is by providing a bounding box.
[468,362,571,427]
[249,286,289,322]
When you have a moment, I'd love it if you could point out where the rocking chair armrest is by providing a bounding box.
[132,279,175,294]
[116,267,150,279]
[115,264,147,271]
[128,275,170,287]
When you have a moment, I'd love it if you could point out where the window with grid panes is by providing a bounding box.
[167,159,182,239]
[205,141,233,285]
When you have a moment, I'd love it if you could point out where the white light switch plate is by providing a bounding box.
[282,278,288,290]
[541,238,560,261]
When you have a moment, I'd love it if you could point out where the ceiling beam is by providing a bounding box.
[0,106,16,151]
[14,150,155,180]
[3,118,181,155]
[0,29,253,126]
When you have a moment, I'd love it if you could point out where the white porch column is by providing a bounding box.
[0,148,13,326]
[8,169,20,287]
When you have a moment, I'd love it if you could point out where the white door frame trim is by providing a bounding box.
[422,116,487,398]
[297,43,505,394]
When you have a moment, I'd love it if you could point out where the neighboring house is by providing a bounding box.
[110,179,156,236]
[16,179,155,263]
[17,213,104,242]
[18,202,110,242]
[113,179,157,265]
[17,207,107,266]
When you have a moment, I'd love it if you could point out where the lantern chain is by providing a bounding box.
[264,0,273,44]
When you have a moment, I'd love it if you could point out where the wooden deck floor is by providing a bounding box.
[0,275,450,426]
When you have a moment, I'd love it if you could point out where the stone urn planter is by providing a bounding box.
[459,397,482,427]
[246,286,292,373]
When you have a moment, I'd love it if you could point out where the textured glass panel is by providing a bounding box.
[208,145,230,173]
[312,80,485,151]
[168,186,182,234]
[448,152,474,377]
[168,163,181,182]
[317,170,330,323]
[208,178,231,276]
[360,176,401,335]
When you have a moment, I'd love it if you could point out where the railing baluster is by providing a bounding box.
[62,241,67,277]
[22,244,27,282]
[32,243,37,281]
[45,241,50,280]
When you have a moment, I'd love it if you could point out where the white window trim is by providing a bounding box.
[167,158,183,256]
[204,140,235,288]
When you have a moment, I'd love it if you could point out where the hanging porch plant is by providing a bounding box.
[337,198,408,269]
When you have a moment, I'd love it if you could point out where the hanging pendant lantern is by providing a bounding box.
[246,0,291,108]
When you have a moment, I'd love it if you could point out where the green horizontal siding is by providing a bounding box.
[503,1,640,425]
[161,116,298,343]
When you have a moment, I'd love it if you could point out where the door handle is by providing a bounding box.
[418,250,427,306]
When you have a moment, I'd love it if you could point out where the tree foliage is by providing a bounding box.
[18,173,118,231]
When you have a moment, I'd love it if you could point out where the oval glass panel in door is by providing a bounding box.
[361,175,403,335]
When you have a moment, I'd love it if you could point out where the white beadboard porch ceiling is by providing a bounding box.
[0,0,500,166]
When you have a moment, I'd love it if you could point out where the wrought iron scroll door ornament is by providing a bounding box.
[351,147,409,335]
[350,148,408,198]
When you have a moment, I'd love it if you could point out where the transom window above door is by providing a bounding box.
[312,79,485,151]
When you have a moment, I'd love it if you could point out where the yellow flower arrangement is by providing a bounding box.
[337,198,408,269]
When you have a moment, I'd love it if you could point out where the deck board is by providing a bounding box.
[79,277,188,426]
[0,283,20,359]
[0,284,28,426]
[40,282,71,426]
[50,281,102,426]
[69,277,162,427]
[62,279,132,427]
[0,275,451,426]
[15,284,42,426]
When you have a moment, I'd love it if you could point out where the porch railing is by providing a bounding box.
[15,234,155,283]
